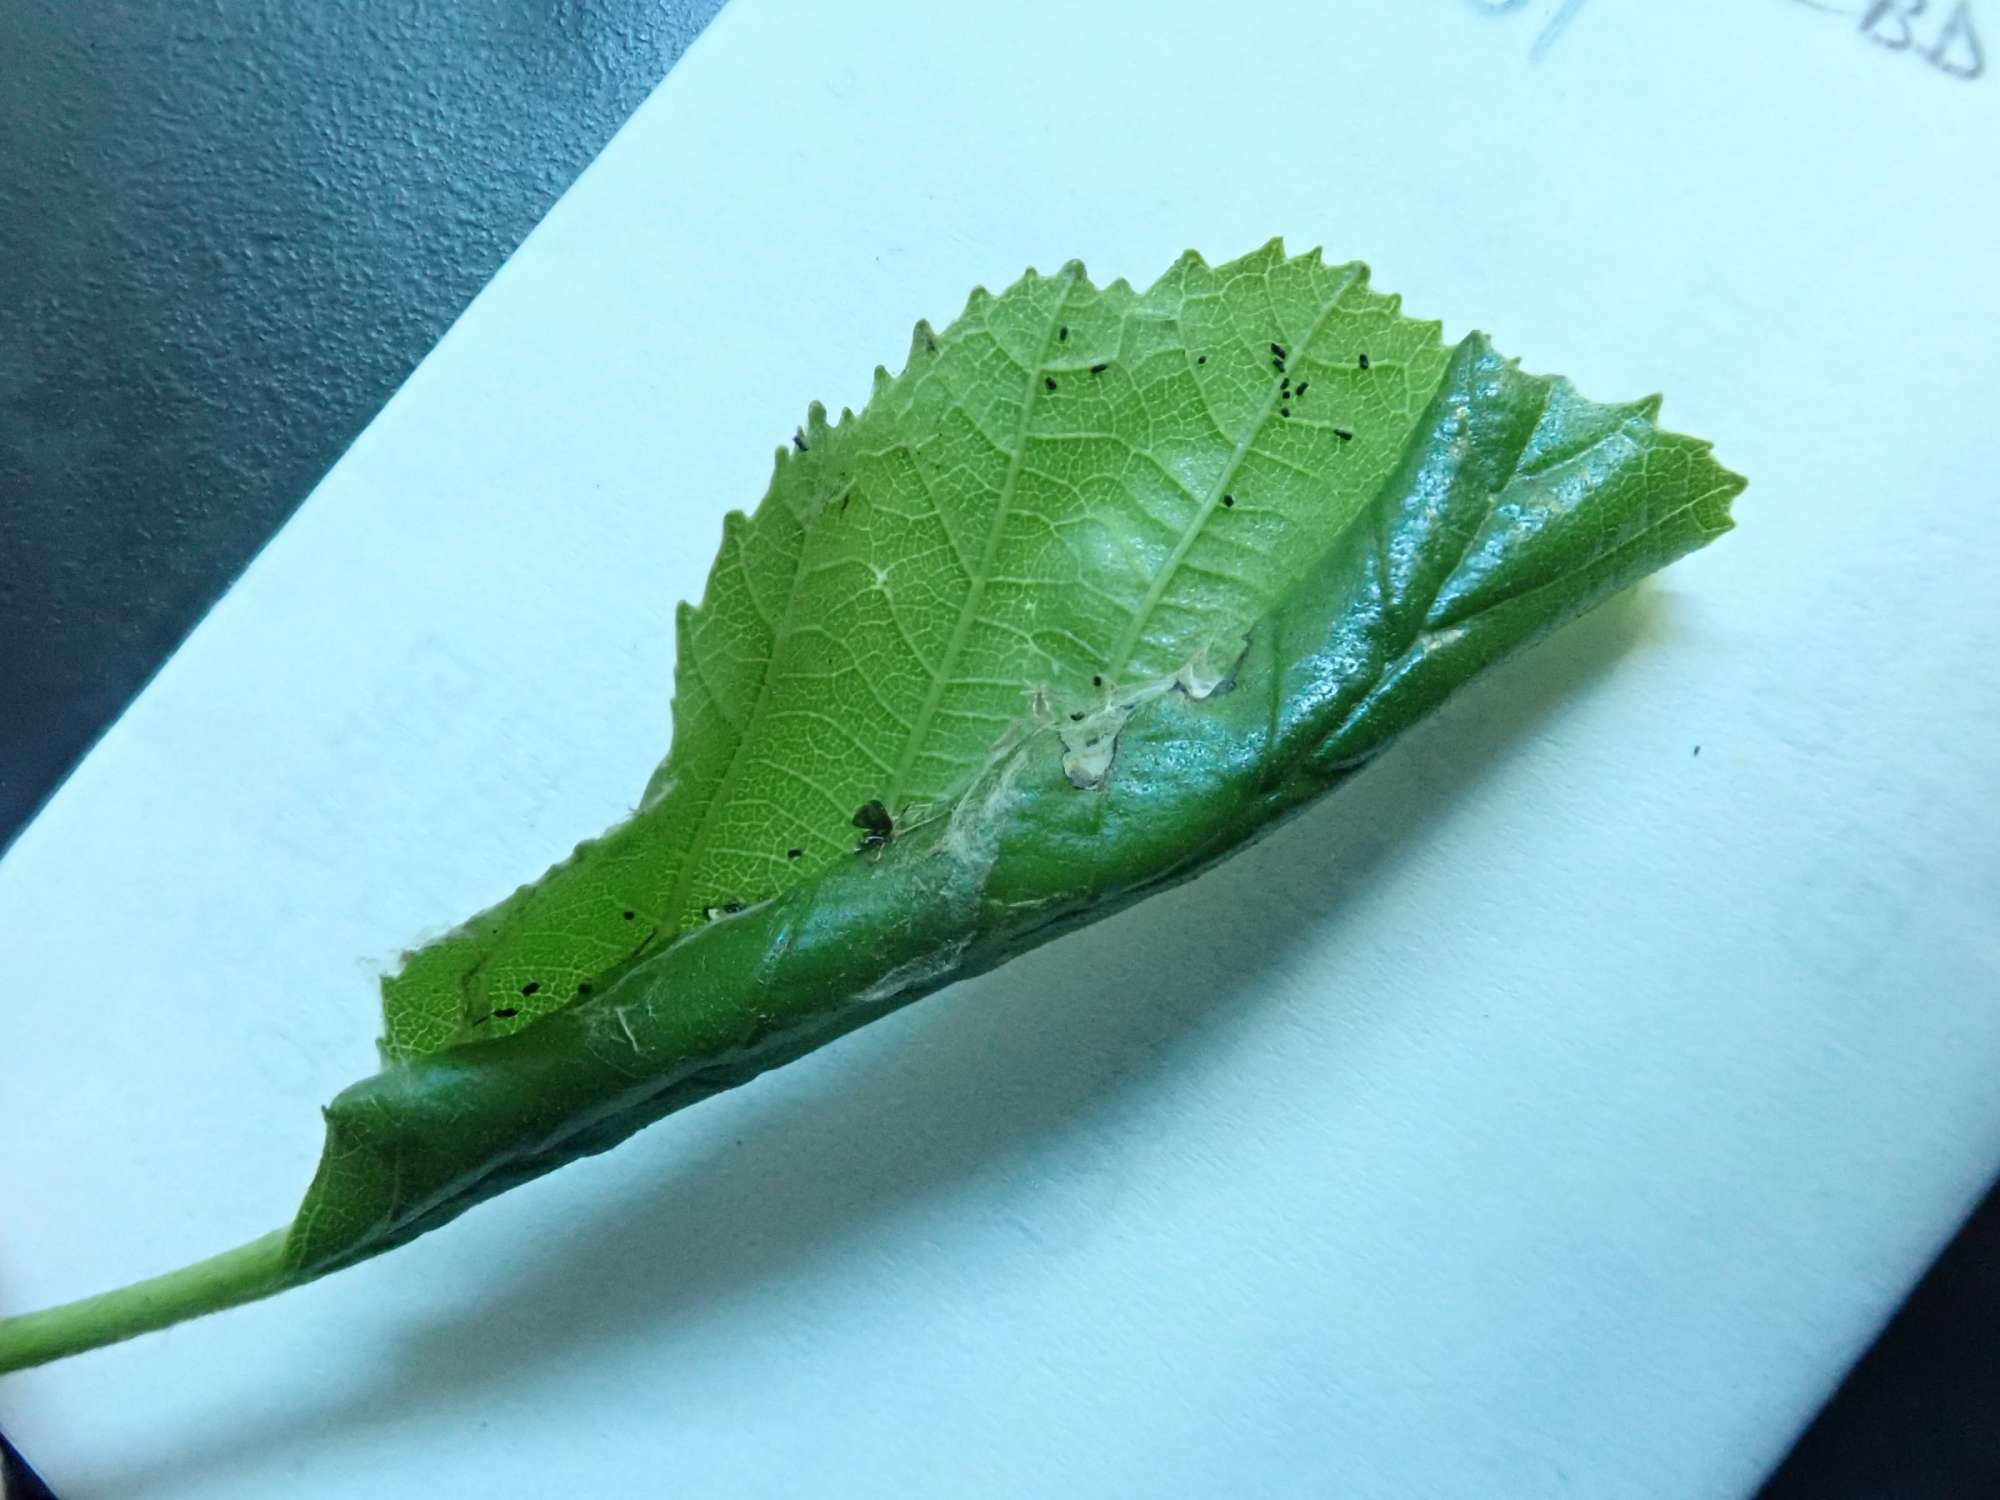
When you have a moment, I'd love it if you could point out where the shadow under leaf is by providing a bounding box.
[85,586,1670,1497]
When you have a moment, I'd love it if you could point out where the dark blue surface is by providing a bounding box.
[0,0,722,852]
[0,1428,55,1499]
[1757,1177,2000,1498]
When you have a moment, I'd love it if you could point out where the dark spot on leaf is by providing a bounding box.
[839,490,853,514]
[471,1013,491,1027]
[577,982,593,996]
[853,798,894,856]
[1270,342,1287,359]
[1272,358,1285,372]
[623,910,636,920]
[520,981,541,997]
[1196,354,1208,365]
[1358,352,1370,369]
[793,429,808,453]
[1059,325,1069,342]
[1090,362,1107,375]
[493,1007,519,1020]
[1092,674,1103,686]
[788,847,803,859]
[1334,427,1354,442]
[1222,494,1235,508]
[1069,711,1085,722]
[1044,376,1058,392]
[1295,381,1309,397]
[1280,406,1290,418]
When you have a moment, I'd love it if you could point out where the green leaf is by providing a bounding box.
[0,246,1742,1373]
[283,271,1739,1278]
[380,242,1453,1059]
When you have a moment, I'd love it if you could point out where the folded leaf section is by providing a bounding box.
[287,334,1741,1277]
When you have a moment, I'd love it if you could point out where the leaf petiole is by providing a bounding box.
[0,1227,294,1375]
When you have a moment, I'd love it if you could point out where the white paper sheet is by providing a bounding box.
[4,1,1996,1494]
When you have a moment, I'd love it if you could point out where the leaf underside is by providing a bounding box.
[386,245,1468,1057]
[379,246,1475,1056]
[285,243,1741,1279]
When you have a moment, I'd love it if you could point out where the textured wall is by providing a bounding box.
[0,0,723,845]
